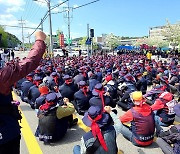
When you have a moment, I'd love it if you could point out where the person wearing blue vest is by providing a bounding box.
[37,93,68,144]
[89,83,116,110]
[151,91,177,135]
[73,81,91,115]
[120,91,155,146]
[20,73,34,103]
[27,76,42,109]
[73,105,122,154]
[156,104,180,154]
[0,31,46,154]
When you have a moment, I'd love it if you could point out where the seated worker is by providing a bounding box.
[144,80,164,105]
[20,73,34,103]
[14,77,27,96]
[73,106,122,154]
[59,75,78,102]
[35,83,50,110]
[88,73,99,92]
[151,92,177,134]
[135,72,147,95]
[120,91,155,147]
[156,104,180,154]
[89,83,116,111]
[37,93,69,144]
[73,81,92,115]
[117,82,134,111]
[27,76,42,109]
[103,72,118,101]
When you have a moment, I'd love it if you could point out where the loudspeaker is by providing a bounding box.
[90,29,94,37]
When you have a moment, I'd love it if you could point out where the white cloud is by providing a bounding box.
[0,13,40,42]
[34,0,47,8]
[0,0,25,13]
[6,6,24,13]
[0,0,25,6]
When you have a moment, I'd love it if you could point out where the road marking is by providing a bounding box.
[174,121,180,125]
[12,92,43,154]
[73,114,90,132]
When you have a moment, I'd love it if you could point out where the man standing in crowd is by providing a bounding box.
[0,31,46,154]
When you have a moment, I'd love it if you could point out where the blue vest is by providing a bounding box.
[131,108,155,142]
[74,90,91,114]
[83,126,118,154]
[38,108,68,142]
[0,92,21,144]
[157,99,176,125]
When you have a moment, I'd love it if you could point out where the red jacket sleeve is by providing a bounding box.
[120,110,133,123]
[0,40,46,95]
[151,99,164,111]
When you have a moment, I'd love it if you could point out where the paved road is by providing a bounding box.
[14,93,164,154]
[13,51,177,154]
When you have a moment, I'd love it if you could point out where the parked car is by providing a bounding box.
[53,49,64,57]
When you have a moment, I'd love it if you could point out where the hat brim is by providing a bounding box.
[82,112,110,128]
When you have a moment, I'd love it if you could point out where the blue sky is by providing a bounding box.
[0,0,180,42]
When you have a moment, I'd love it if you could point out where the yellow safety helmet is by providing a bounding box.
[131,91,143,101]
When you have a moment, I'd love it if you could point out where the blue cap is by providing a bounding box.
[82,106,110,127]
[94,83,103,90]
[63,74,72,80]
[51,72,57,76]
[46,93,57,102]
[92,83,107,96]
[34,76,42,81]
[78,81,86,86]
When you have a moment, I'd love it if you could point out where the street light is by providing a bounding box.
[33,0,53,53]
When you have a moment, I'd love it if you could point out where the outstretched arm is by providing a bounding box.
[0,31,46,95]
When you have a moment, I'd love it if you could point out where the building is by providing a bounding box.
[149,26,166,39]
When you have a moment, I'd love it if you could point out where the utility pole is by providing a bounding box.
[18,17,25,51]
[63,1,73,55]
[87,23,90,56]
[28,32,31,49]
[67,1,71,54]
[91,37,93,56]
[41,18,44,31]
[47,0,53,54]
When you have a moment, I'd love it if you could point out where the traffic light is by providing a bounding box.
[90,29,94,37]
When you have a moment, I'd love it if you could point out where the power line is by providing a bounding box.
[52,0,100,14]
[73,0,100,10]
[27,0,69,38]
[27,11,48,37]
[24,0,34,20]
[22,0,30,20]
[0,25,42,30]
[51,0,69,11]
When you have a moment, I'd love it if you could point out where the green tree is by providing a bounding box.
[161,20,180,47]
[7,32,21,48]
[105,33,121,49]
[0,26,8,48]
[134,37,168,48]
[146,37,169,48]
[78,36,87,45]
